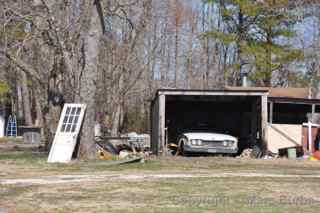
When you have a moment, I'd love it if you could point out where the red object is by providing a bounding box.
[313,151,320,160]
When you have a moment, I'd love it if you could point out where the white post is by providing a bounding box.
[0,106,5,137]
[308,121,312,153]
[261,95,268,152]
[159,94,166,156]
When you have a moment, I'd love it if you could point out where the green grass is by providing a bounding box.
[0,151,46,161]
[1,177,320,212]
[1,151,320,212]
[0,136,23,143]
[1,151,320,178]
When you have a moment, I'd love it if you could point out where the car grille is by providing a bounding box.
[202,140,225,148]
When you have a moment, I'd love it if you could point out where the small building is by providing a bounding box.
[150,87,320,155]
[151,88,269,155]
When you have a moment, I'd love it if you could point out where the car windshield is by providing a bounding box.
[181,128,227,134]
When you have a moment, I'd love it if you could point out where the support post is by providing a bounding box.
[250,99,258,146]
[269,101,273,124]
[311,104,316,121]
[158,94,166,156]
[261,95,268,152]
[307,121,312,153]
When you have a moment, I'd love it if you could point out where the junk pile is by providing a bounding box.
[238,149,252,158]
[95,134,149,165]
[297,150,320,161]
[238,145,265,159]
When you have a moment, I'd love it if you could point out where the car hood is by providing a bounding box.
[183,132,237,141]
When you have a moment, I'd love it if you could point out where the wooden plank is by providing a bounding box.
[151,98,159,155]
[261,95,268,151]
[269,97,320,105]
[159,94,166,156]
[312,104,316,117]
[158,90,268,97]
[269,101,273,124]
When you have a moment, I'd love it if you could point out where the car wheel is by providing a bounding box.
[177,137,187,156]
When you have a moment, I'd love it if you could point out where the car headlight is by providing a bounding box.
[224,140,234,146]
[191,139,202,146]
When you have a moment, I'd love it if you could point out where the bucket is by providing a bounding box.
[288,148,297,159]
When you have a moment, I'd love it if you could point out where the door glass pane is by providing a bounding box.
[76,107,81,115]
[66,107,71,115]
[63,115,69,123]
[61,124,66,132]
[74,116,79,124]
[71,107,77,115]
[68,116,74,123]
[71,124,77,132]
[59,106,83,133]
[66,124,72,132]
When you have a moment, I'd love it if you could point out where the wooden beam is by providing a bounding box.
[261,95,268,152]
[269,97,320,105]
[251,99,258,146]
[159,94,166,156]
[312,104,316,115]
[269,101,273,124]
[159,90,268,97]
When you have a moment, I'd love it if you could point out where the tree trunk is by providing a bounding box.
[187,21,194,89]
[111,100,121,137]
[174,0,180,88]
[16,84,24,120]
[21,72,33,125]
[77,0,103,159]
[111,74,124,136]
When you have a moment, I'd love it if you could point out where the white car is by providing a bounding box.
[176,132,238,155]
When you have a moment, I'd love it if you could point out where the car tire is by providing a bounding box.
[177,137,187,156]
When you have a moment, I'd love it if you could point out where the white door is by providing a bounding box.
[48,104,86,163]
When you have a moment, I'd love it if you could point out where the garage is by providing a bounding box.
[151,89,269,155]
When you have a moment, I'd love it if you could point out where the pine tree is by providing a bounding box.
[244,0,303,86]
[206,0,302,86]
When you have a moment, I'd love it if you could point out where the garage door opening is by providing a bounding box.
[151,89,269,155]
[165,95,261,154]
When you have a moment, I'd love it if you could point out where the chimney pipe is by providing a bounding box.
[241,72,248,87]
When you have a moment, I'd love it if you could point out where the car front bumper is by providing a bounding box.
[183,145,238,154]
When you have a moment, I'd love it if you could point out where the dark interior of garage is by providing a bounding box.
[165,95,262,154]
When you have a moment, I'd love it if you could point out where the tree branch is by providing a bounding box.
[0,49,42,83]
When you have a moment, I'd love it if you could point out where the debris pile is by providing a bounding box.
[238,146,266,159]
[95,136,147,164]
[238,149,252,158]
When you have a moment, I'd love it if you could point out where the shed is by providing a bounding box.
[151,89,269,155]
[226,87,320,123]
[267,88,320,124]
[214,87,320,154]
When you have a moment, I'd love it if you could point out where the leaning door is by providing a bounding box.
[48,104,86,163]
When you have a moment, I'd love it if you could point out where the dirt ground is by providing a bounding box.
[1,151,320,212]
